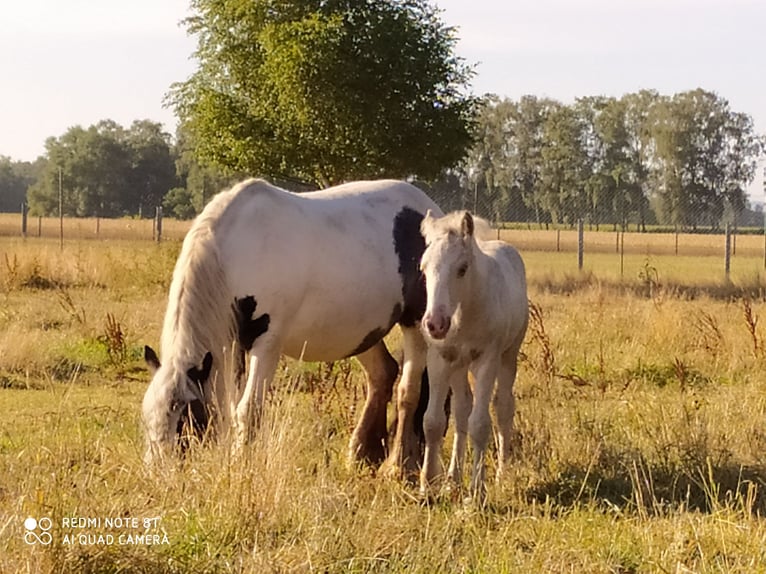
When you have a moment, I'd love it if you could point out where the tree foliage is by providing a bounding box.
[27,121,177,217]
[459,90,764,230]
[170,0,478,186]
[0,157,41,212]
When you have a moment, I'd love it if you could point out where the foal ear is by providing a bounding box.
[144,345,161,373]
[420,209,435,236]
[461,211,474,238]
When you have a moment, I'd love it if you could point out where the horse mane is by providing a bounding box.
[160,179,269,373]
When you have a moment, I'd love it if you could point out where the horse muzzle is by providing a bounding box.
[423,311,451,340]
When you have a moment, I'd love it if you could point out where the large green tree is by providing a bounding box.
[170,0,478,186]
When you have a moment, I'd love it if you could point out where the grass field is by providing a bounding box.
[3,229,766,572]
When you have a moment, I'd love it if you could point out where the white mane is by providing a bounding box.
[160,179,267,373]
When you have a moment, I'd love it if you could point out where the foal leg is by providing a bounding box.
[383,325,427,477]
[467,355,499,503]
[420,347,462,494]
[349,341,399,466]
[447,367,471,488]
[494,346,521,482]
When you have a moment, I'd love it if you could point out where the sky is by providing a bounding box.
[1,0,764,193]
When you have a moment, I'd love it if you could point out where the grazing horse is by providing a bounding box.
[141,178,442,471]
[418,210,529,501]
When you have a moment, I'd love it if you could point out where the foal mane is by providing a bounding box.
[160,179,267,373]
[423,211,493,242]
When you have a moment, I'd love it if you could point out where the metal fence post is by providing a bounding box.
[155,206,163,243]
[724,223,731,280]
[578,219,584,271]
[21,202,28,238]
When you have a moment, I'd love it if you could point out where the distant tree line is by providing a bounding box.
[442,89,765,231]
[0,120,235,219]
[1,88,763,230]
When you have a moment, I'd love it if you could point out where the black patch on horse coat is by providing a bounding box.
[392,207,427,328]
[234,296,271,351]
[346,303,402,358]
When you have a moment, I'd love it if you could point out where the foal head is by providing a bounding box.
[141,346,213,463]
[419,210,477,340]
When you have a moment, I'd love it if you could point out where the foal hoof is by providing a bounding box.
[380,451,419,484]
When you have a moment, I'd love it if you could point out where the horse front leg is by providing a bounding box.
[234,343,280,451]
[350,341,398,466]
[382,325,427,479]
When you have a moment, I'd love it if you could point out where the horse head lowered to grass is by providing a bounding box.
[141,178,443,476]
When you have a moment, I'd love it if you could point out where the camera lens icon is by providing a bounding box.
[24,517,53,545]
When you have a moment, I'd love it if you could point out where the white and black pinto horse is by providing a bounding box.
[142,178,441,473]
[418,210,529,501]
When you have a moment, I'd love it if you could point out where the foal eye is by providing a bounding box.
[457,263,468,278]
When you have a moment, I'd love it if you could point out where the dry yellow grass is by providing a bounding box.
[2,235,766,572]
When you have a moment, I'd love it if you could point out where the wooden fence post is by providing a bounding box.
[577,219,584,271]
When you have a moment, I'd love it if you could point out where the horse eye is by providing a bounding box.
[457,263,468,278]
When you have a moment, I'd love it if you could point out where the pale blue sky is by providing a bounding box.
[1,0,764,191]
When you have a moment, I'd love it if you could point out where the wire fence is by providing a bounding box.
[2,198,765,290]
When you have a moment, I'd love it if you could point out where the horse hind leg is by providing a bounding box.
[382,325,427,479]
[350,340,398,466]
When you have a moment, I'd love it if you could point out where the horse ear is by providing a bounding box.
[200,352,213,384]
[144,345,161,373]
[461,211,474,238]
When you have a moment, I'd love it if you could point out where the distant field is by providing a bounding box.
[3,213,763,256]
[0,213,191,241]
[2,212,765,291]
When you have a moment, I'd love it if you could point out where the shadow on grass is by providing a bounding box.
[526,458,766,515]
